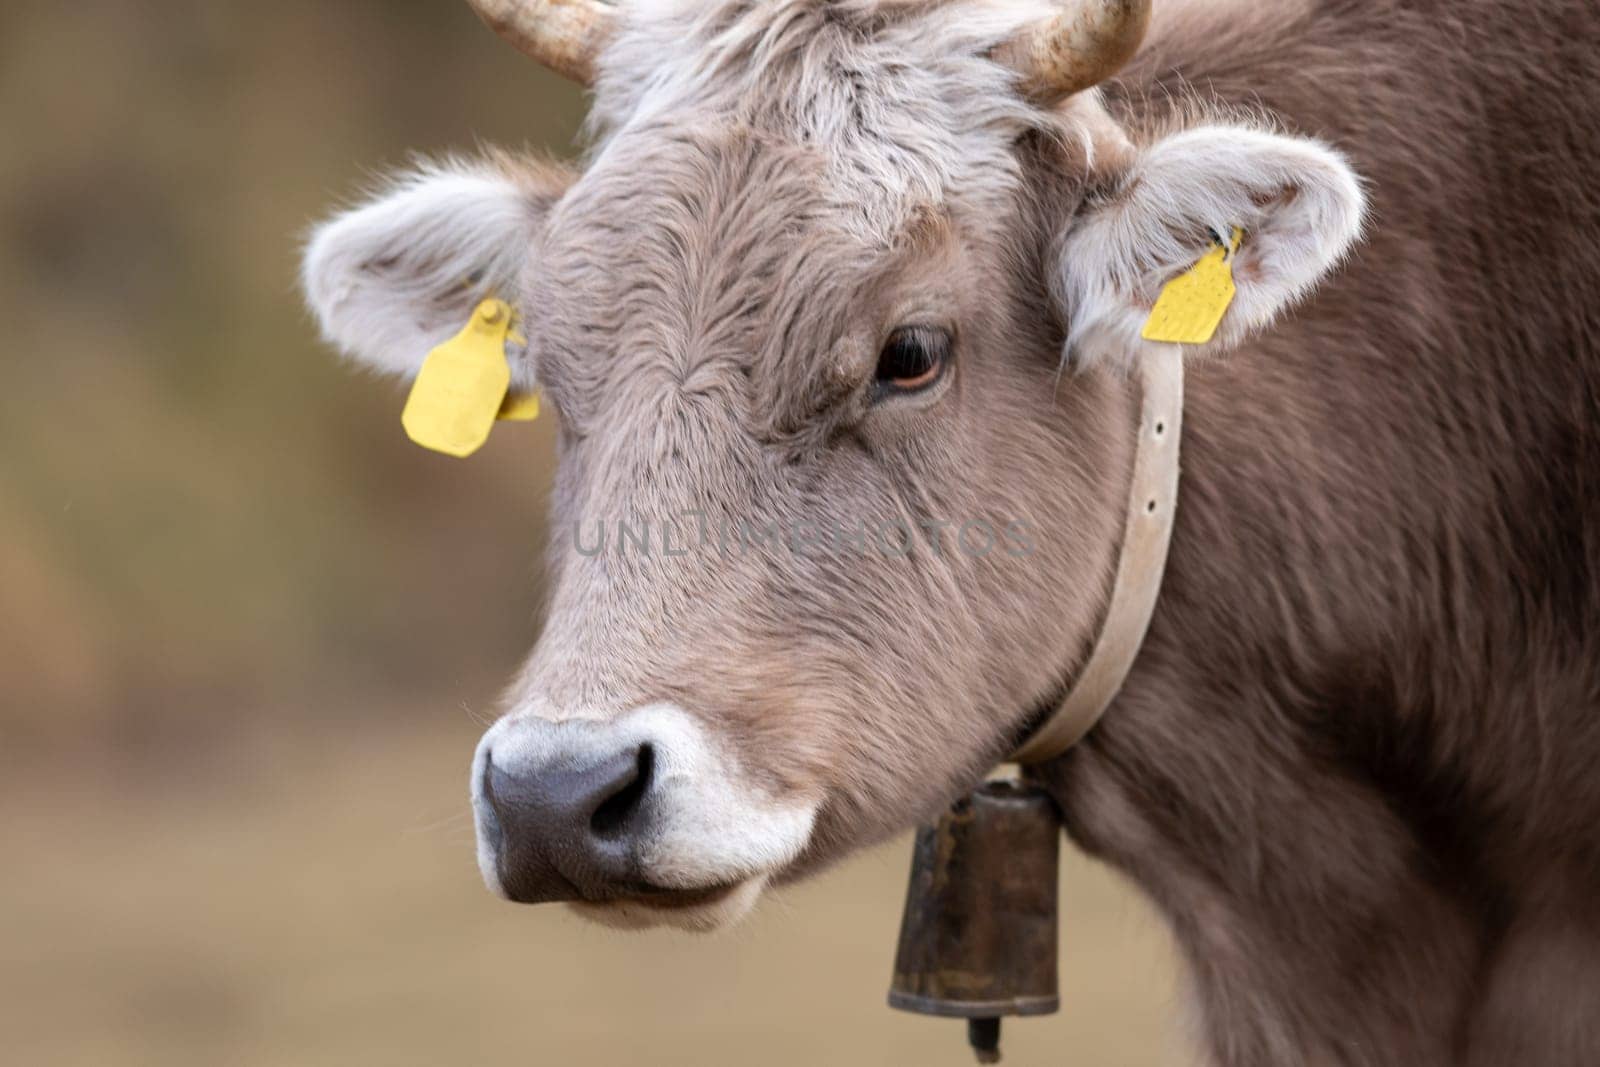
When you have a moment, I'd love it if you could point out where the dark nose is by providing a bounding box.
[482,742,656,903]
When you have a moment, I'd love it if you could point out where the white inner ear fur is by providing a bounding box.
[301,160,551,382]
[1055,124,1367,370]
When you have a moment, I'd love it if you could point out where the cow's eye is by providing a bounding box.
[873,326,951,399]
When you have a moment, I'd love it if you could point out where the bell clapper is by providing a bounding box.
[968,1017,1002,1064]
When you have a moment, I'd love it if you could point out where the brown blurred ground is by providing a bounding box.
[0,2,1176,1063]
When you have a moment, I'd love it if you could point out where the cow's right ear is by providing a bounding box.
[301,156,572,381]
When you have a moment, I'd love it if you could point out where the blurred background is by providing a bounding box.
[0,2,1176,1063]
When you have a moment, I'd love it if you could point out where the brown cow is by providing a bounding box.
[301,1,1600,1062]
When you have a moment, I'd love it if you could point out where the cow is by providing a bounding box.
[300,0,1600,1062]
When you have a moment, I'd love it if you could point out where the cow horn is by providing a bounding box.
[995,0,1151,102]
[463,0,617,86]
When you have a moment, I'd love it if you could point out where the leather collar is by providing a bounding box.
[1009,348,1184,763]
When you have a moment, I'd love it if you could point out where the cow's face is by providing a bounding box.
[303,0,1363,930]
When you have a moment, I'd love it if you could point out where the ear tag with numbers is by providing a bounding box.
[1140,227,1243,345]
[402,298,535,457]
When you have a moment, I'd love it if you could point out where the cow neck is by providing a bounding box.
[1008,347,1184,764]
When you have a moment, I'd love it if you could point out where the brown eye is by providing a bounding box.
[873,326,951,399]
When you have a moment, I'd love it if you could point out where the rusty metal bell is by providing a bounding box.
[888,777,1061,1063]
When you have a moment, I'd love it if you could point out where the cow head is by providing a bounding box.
[302,0,1364,931]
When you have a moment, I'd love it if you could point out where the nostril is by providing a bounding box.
[481,750,499,806]
[590,743,654,838]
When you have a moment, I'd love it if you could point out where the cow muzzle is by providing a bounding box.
[471,703,817,929]
[480,733,653,903]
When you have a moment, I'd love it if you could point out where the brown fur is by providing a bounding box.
[1046,1,1600,1062]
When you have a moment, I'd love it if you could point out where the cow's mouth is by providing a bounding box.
[622,881,742,909]
[568,876,767,931]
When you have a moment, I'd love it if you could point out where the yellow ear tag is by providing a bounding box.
[497,390,541,422]
[495,321,541,422]
[1140,228,1243,345]
[402,299,524,457]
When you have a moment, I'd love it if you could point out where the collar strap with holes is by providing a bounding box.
[1008,346,1184,764]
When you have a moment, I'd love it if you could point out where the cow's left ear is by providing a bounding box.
[1053,124,1366,368]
